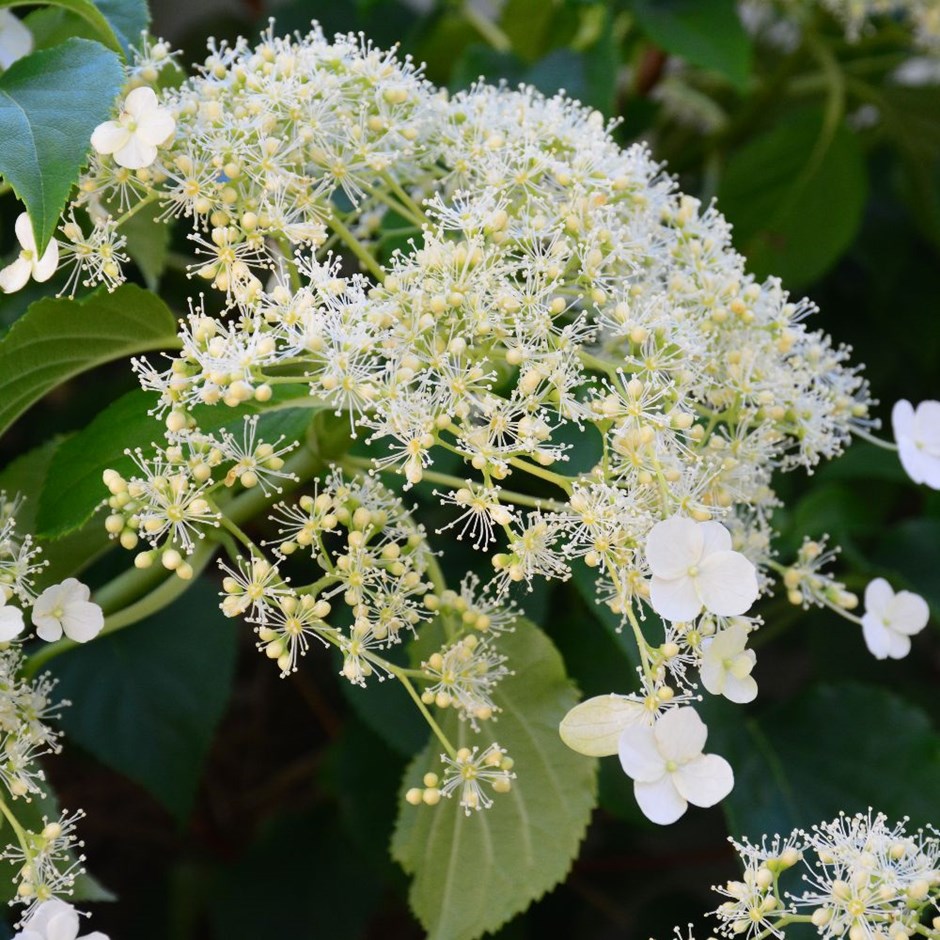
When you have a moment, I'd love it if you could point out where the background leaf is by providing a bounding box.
[712,682,940,839]
[36,388,317,538]
[0,284,179,441]
[392,618,597,940]
[630,0,751,89]
[0,37,123,252]
[48,576,239,821]
[718,107,868,286]
[0,0,123,55]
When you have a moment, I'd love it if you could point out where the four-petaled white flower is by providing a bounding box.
[559,693,648,757]
[14,898,108,940]
[0,596,24,641]
[646,516,759,622]
[90,86,176,170]
[0,10,32,70]
[31,579,104,644]
[618,706,734,825]
[0,213,58,293]
[860,577,929,660]
[892,399,940,489]
[699,622,758,703]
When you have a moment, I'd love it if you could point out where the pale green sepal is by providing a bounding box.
[559,693,646,757]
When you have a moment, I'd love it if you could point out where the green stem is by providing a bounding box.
[462,3,512,52]
[113,191,159,228]
[0,792,32,866]
[384,661,456,759]
[850,425,898,451]
[327,213,386,282]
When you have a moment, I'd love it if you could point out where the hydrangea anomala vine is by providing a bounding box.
[6,20,930,831]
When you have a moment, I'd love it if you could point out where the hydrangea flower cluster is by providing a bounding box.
[666,810,940,940]
[25,22,923,823]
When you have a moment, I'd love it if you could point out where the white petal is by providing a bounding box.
[60,578,90,602]
[90,121,130,156]
[0,256,32,293]
[0,605,24,640]
[32,237,58,282]
[46,907,81,940]
[897,440,928,485]
[861,613,892,659]
[83,933,110,940]
[62,601,104,643]
[634,775,687,825]
[136,109,175,147]
[114,136,157,170]
[673,753,734,807]
[696,550,759,617]
[14,211,36,250]
[913,453,940,489]
[123,85,158,117]
[618,723,665,782]
[913,400,940,450]
[885,630,912,659]
[654,706,707,763]
[0,10,33,70]
[863,577,893,619]
[559,694,646,757]
[650,575,702,622]
[887,590,929,635]
[645,516,703,579]
[891,399,915,442]
[698,520,732,556]
[34,615,63,643]
[24,899,76,933]
[722,671,758,704]
[699,656,725,697]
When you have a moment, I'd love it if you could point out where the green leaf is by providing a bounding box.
[91,0,149,56]
[0,284,178,442]
[36,387,318,538]
[714,683,940,839]
[48,576,239,820]
[498,0,558,62]
[0,0,123,55]
[0,437,112,586]
[121,199,171,289]
[873,518,940,613]
[630,0,752,89]
[0,37,124,253]
[717,107,868,287]
[392,618,597,940]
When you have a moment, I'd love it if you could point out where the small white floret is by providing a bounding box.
[0,213,58,293]
[892,399,940,489]
[13,897,109,940]
[646,516,759,622]
[860,577,929,660]
[91,86,176,170]
[31,578,104,644]
[699,622,758,703]
[618,706,734,825]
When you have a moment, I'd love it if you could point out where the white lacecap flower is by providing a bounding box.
[31,579,104,644]
[646,516,759,622]
[892,399,940,489]
[0,213,59,294]
[90,86,176,170]
[699,622,758,703]
[0,10,32,70]
[14,898,108,940]
[559,693,648,756]
[0,595,25,641]
[860,577,929,660]
[618,706,733,825]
